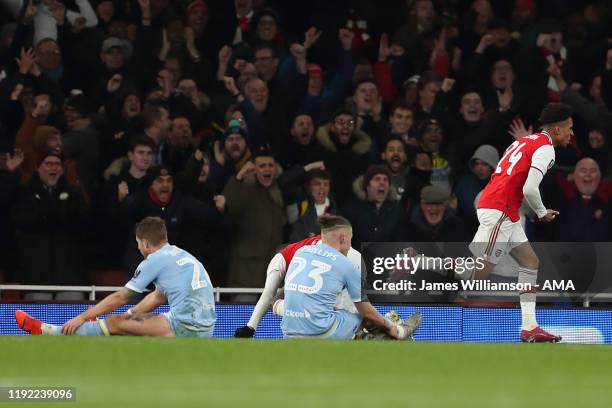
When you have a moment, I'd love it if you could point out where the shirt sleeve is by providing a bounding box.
[522,167,547,219]
[125,258,161,293]
[247,261,283,329]
[344,261,364,303]
[347,248,362,272]
[530,144,555,175]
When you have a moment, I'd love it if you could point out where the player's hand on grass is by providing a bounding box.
[539,209,559,222]
[62,315,86,335]
[234,326,255,338]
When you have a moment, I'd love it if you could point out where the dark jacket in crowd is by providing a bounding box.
[342,183,403,249]
[223,176,287,288]
[402,206,471,242]
[315,124,374,205]
[12,174,85,284]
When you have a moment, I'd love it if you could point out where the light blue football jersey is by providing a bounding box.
[281,243,363,336]
[125,244,216,331]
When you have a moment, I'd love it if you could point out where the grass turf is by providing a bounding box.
[0,336,611,408]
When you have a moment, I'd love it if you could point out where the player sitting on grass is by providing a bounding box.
[235,219,421,339]
[235,233,363,337]
[277,214,420,340]
[16,217,216,337]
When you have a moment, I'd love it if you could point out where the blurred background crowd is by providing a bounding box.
[1,0,612,296]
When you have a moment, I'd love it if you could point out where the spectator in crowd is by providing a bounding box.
[232,0,256,46]
[140,102,171,166]
[466,19,520,80]
[433,82,509,175]
[0,148,24,279]
[282,113,327,168]
[343,165,403,248]
[387,101,417,148]
[380,136,410,200]
[100,88,143,168]
[413,71,442,124]
[402,185,470,242]
[416,118,453,192]
[514,18,577,116]
[61,92,100,197]
[351,79,386,149]
[175,148,231,286]
[105,135,155,257]
[298,29,355,126]
[401,151,433,214]
[223,148,287,293]
[14,92,58,182]
[12,150,86,292]
[393,0,438,75]
[165,115,195,173]
[555,158,612,241]
[250,8,286,53]
[315,109,373,205]
[583,124,612,178]
[287,169,341,241]
[208,121,251,190]
[454,144,499,227]
[117,164,227,271]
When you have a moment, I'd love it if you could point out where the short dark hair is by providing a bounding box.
[135,217,168,246]
[539,103,573,125]
[332,109,355,121]
[317,214,351,232]
[384,136,406,150]
[389,100,414,116]
[142,103,167,128]
[353,78,377,94]
[307,169,331,183]
[129,135,155,152]
[253,43,278,58]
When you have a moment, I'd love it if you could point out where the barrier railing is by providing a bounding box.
[0,285,264,302]
[2,285,612,307]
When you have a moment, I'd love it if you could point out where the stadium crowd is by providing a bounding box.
[1,0,612,295]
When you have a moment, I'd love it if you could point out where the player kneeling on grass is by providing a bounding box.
[277,214,420,340]
[16,217,216,337]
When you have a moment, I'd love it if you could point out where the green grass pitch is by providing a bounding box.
[1,336,611,408]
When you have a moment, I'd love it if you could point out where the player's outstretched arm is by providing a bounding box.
[129,288,167,315]
[354,301,399,339]
[235,254,285,337]
[62,288,133,335]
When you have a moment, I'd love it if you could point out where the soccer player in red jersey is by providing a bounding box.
[469,102,573,342]
[233,234,363,337]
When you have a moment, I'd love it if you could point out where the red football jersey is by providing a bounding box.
[478,132,555,221]
[279,235,322,266]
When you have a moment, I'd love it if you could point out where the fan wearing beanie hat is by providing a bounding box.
[207,122,251,190]
[454,144,500,219]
